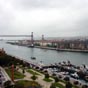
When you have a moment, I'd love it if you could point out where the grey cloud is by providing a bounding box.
[11,0,68,8]
[0,0,88,37]
[11,0,88,9]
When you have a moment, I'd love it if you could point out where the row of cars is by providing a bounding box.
[45,67,88,86]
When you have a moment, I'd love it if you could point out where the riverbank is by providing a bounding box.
[57,48,88,53]
[7,42,88,53]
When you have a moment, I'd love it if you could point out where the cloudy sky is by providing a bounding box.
[0,0,88,38]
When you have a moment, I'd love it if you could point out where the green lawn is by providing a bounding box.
[43,78,53,82]
[27,69,40,75]
[60,79,66,84]
[15,80,41,88]
[5,68,25,79]
[53,83,65,88]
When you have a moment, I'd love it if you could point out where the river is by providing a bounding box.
[0,41,88,66]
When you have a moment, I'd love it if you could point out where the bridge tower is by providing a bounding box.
[41,34,44,47]
[42,35,44,40]
[31,32,34,47]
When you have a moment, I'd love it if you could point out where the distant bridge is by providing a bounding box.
[0,32,34,47]
[0,35,31,37]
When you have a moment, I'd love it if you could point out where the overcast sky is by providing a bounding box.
[0,0,88,38]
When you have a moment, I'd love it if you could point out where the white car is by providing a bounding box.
[70,72,79,79]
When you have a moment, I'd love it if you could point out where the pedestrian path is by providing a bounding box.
[16,68,55,88]
[13,67,66,88]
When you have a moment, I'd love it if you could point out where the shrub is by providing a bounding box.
[44,70,48,73]
[54,77,59,83]
[64,76,70,82]
[31,75,37,81]
[65,82,72,88]
[52,73,56,77]
[58,75,62,79]
[4,80,12,88]
[50,83,56,88]
[22,69,25,74]
[45,73,49,78]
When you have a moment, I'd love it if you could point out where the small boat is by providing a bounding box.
[31,57,36,60]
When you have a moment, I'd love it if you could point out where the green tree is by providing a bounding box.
[50,83,56,88]
[22,68,25,74]
[54,77,59,83]
[65,82,72,88]
[31,75,37,81]
[4,80,12,88]
[45,73,49,78]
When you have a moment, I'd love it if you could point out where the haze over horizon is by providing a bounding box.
[0,0,88,37]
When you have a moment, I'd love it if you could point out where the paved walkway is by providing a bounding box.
[17,68,55,88]
[0,67,11,82]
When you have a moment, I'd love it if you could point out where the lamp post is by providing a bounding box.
[11,64,14,82]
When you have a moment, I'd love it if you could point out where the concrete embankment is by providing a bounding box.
[34,46,88,53]
[8,43,88,53]
[7,42,88,53]
[34,46,57,50]
[57,48,88,53]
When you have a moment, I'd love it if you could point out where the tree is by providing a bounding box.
[4,80,12,88]
[64,76,70,82]
[45,73,49,78]
[31,75,37,81]
[65,82,72,88]
[22,68,25,74]
[58,75,62,79]
[54,77,59,83]
[52,73,56,77]
[50,83,56,88]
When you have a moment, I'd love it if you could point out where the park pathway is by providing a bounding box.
[17,68,55,88]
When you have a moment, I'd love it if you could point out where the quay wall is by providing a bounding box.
[34,46,88,53]
[7,42,88,53]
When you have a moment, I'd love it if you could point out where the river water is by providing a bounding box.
[0,41,88,66]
